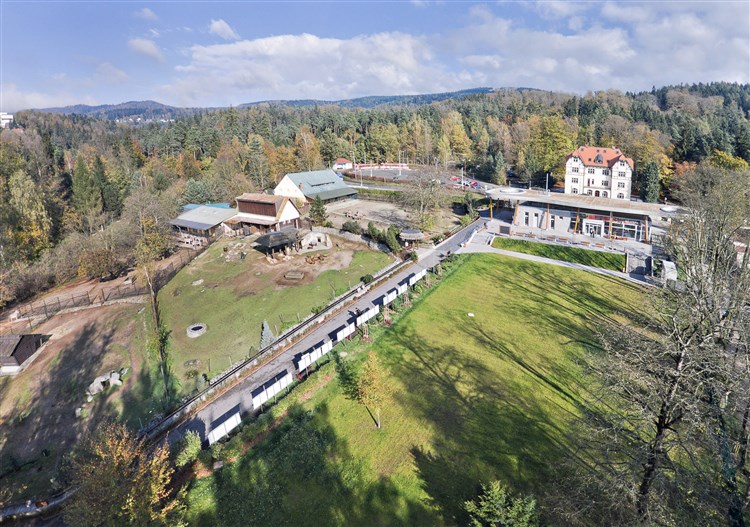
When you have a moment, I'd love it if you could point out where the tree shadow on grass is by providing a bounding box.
[0,322,114,502]
[376,256,647,524]
[186,402,441,527]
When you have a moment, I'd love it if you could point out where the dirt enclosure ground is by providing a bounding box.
[325,199,462,234]
[0,302,159,503]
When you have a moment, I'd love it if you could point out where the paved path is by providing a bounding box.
[172,221,482,443]
[459,229,652,286]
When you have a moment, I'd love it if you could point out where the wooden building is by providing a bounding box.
[0,334,49,375]
[225,193,301,236]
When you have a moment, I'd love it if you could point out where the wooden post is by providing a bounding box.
[609,212,614,239]
[489,199,493,220]
[574,208,580,233]
[511,201,520,226]
[546,203,550,230]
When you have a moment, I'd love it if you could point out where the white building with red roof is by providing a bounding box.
[332,158,353,171]
[564,146,634,200]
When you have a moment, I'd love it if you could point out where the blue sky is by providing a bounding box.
[2,1,749,111]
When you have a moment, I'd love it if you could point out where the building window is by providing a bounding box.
[572,177,578,184]
[618,171,626,177]
[602,191,608,197]
[524,212,529,226]
[618,181,625,188]
[587,168,595,174]
[572,167,579,173]
[572,188,578,194]
[587,189,592,195]
[550,215,555,229]
[603,169,610,175]
[617,193,624,199]
[603,180,610,187]
[533,213,539,227]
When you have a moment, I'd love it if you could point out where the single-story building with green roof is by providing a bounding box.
[274,168,357,204]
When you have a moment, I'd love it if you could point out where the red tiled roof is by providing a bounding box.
[568,146,634,171]
[334,158,351,164]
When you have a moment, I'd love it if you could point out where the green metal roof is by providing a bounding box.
[285,169,356,201]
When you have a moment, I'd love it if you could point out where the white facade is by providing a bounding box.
[332,159,353,171]
[564,146,633,200]
[274,175,307,203]
[0,113,13,128]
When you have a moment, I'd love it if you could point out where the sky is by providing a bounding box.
[1,1,749,112]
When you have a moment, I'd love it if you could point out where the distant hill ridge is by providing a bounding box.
[32,87,527,120]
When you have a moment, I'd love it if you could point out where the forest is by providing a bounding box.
[1,81,750,308]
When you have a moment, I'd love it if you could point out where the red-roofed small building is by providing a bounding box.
[332,158,353,171]
[565,146,634,200]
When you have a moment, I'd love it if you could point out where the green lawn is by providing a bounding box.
[491,236,626,271]
[159,240,392,394]
[185,253,644,526]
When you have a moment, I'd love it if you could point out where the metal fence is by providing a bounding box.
[13,246,205,322]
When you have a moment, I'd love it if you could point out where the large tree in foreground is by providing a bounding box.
[63,422,185,527]
[582,164,750,525]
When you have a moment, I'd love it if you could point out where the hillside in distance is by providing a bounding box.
[35,100,210,121]
[240,87,499,108]
[33,87,511,121]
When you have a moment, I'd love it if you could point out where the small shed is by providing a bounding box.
[0,334,49,375]
[399,229,425,247]
[255,228,301,255]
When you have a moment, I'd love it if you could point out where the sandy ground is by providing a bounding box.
[0,302,150,502]
[326,199,461,234]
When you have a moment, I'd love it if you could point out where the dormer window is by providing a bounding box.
[594,154,603,163]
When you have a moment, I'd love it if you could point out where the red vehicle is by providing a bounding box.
[450,176,460,181]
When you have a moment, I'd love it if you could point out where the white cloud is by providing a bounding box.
[0,83,97,112]
[128,38,164,62]
[209,19,240,40]
[166,32,466,105]
[95,62,128,83]
[161,0,748,108]
[135,7,158,21]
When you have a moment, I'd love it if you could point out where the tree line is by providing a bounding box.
[2,82,749,308]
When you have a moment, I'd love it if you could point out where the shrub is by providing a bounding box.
[460,214,473,227]
[341,221,362,235]
[173,430,202,468]
[361,274,374,285]
[408,251,418,262]
[432,233,445,244]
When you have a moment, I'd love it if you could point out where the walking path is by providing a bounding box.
[459,229,652,286]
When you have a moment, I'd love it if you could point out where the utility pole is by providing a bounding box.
[545,172,550,193]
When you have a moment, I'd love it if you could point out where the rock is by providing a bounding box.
[86,395,93,403]
[213,460,224,471]
[467,313,475,317]
[192,279,204,286]
[75,407,82,418]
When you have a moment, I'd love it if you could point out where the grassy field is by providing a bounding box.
[159,238,392,394]
[185,253,644,526]
[491,236,626,271]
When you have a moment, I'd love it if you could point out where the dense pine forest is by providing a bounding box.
[2,82,750,308]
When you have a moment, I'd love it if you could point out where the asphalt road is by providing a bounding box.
[171,219,484,444]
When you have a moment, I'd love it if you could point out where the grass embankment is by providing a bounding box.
[492,236,626,271]
[158,241,392,394]
[185,253,644,526]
